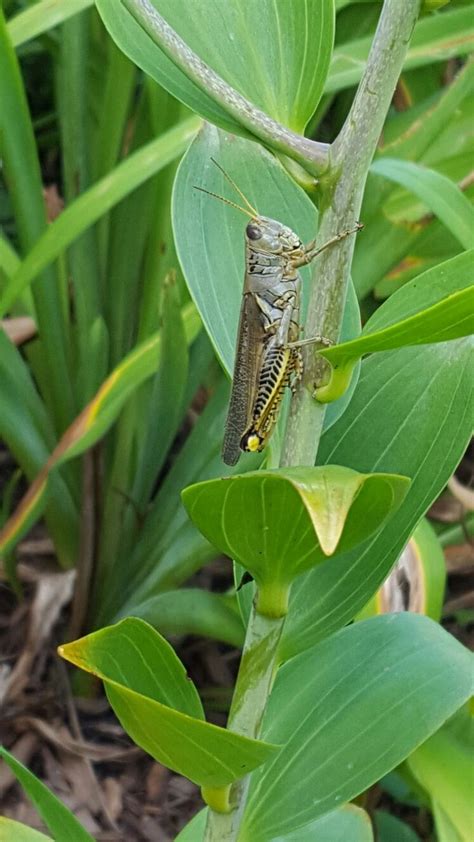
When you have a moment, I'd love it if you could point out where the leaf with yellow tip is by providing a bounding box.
[182,467,409,617]
[59,618,279,788]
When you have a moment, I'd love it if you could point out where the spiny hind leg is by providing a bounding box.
[289,348,303,395]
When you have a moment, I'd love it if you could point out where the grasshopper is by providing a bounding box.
[197,161,362,466]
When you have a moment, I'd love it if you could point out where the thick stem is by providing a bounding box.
[122,0,330,176]
[281,0,421,468]
[203,604,285,841]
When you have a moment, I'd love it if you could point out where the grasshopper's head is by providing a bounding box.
[245,217,302,256]
[195,160,304,258]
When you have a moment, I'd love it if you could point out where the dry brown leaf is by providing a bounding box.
[102,777,123,822]
[43,185,64,222]
[448,474,474,512]
[0,732,38,797]
[14,715,139,763]
[146,763,168,801]
[428,492,465,523]
[5,570,75,701]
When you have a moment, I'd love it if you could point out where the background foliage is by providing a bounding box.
[0,0,473,840]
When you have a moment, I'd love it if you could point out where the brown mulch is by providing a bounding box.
[0,531,237,841]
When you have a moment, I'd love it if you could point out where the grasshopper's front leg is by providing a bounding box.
[292,222,363,269]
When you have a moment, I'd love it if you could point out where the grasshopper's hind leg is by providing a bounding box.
[289,348,303,395]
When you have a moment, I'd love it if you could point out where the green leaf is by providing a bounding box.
[175,809,207,841]
[176,804,373,842]
[0,818,52,842]
[379,60,474,163]
[0,329,79,567]
[326,7,474,93]
[281,337,473,660]
[407,706,474,841]
[370,159,474,250]
[0,116,200,315]
[59,618,279,788]
[0,748,95,842]
[131,277,189,507]
[243,614,472,839]
[0,305,200,560]
[173,123,361,432]
[0,8,75,430]
[183,466,409,616]
[373,812,420,842]
[96,0,333,134]
[97,378,260,624]
[273,806,374,842]
[119,589,245,647]
[0,233,20,282]
[60,617,204,715]
[432,802,464,842]
[7,0,95,47]
[317,251,474,401]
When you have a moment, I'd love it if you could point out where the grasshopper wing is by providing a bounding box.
[222,293,265,465]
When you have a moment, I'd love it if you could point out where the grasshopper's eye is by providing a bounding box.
[246,223,262,241]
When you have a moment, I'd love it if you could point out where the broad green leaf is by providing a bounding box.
[60,618,279,788]
[0,116,200,315]
[407,706,473,841]
[317,251,474,401]
[96,0,333,134]
[175,809,207,842]
[370,159,474,250]
[7,0,95,47]
[432,802,464,842]
[176,804,373,842]
[173,124,361,432]
[281,336,473,660]
[0,819,52,842]
[272,806,374,842]
[243,614,472,839]
[0,305,200,559]
[0,749,94,842]
[373,812,420,842]
[60,617,204,716]
[183,466,409,616]
[118,589,245,647]
[326,7,474,93]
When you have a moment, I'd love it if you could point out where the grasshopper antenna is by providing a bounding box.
[209,157,259,217]
[193,186,256,219]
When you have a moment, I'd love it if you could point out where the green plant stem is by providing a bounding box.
[121,0,330,176]
[204,603,285,841]
[281,0,421,468]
